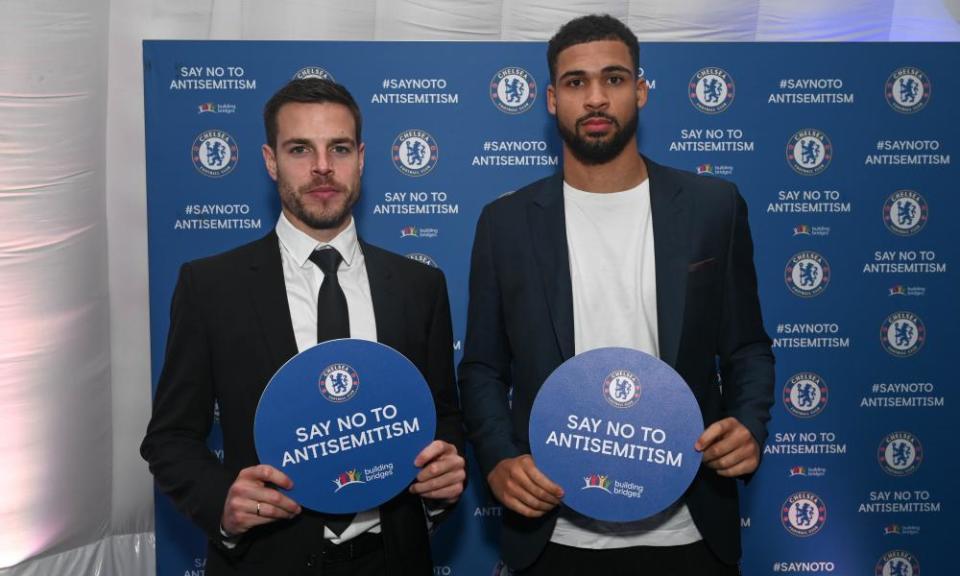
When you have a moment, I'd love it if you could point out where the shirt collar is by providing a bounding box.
[276,212,361,269]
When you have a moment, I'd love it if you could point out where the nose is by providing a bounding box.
[584,82,609,110]
[311,151,334,176]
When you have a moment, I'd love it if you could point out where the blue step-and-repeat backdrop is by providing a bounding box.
[144,41,957,576]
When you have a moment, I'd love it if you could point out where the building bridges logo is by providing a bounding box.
[332,469,364,492]
[582,473,611,492]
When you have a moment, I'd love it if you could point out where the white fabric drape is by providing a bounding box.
[1,0,113,572]
[1,1,958,574]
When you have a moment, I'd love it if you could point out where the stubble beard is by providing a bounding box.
[279,177,358,232]
[557,110,639,166]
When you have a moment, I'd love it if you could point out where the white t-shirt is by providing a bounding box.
[550,179,703,549]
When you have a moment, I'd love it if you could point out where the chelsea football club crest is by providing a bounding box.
[875,550,920,576]
[490,67,537,114]
[784,251,830,298]
[880,311,925,357]
[688,67,735,114]
[392,129,439,177]
[781,491,827,537]
[885,67,930,114]
[786,129,832,176]
[318,363,359,403]
[191,130,238,177]
[883,190,928,236]
[783,372,828,418]
[602,369,641,408]
[878,432,923,476]
[293,66,334,81]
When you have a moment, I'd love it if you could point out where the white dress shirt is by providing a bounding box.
[276,212,380,543]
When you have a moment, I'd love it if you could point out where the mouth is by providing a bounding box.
[578,115,616,136]
[303,185,341,201]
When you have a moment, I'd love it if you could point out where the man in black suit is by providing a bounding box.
[459,15,774,575]
[142,79,465,576]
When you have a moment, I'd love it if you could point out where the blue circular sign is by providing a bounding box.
[254,339,436,513]
[529,347,703,522]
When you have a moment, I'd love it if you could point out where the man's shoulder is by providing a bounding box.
[482,172,561,215]
[648,159,737,195]
[362,240,445,284]
[182,232,276,277]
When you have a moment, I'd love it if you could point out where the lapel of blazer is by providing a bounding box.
[360,240,403,351]
[527,172,575,361]
[647,157,690,368]
[246,231,299,371]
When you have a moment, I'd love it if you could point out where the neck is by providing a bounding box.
[562,142,648,193]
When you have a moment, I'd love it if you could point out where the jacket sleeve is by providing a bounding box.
[140,263,237,545]
[425,269,465,457]
[717,188,776,452]
[458,206,522,478]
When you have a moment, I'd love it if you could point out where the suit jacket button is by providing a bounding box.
[306,553,317,567]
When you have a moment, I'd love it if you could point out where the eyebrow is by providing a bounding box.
[280,136,356,148]
[558,65,634,82]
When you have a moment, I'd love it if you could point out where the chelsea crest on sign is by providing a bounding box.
[885,67,930,114]
[878,432,923,476]
[883,190,928,236]
[880,311,925,357]
[192,130,238,177]
[392,130,439,177]
[875,549,920,576]
[688,67,735,114]
[786,129,832,176]
[783,372,828,418]
[319,363,359,403]
[490,67,537,114]
[602,369,641,409]
[784,251,831,298]
[781,491,827,537]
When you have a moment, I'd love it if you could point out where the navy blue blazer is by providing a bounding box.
[458,159,774,570]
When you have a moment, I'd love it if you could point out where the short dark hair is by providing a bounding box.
[547,14,640,84]
[263,78,363,148]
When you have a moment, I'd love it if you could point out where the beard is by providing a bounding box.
[557,110,638,165]
[278,176,358,232]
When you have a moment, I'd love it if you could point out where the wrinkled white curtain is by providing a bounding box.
[0,0,116,573]
[1,1,958,574]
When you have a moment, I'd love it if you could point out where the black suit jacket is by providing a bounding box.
[142,231,463,576]
[458,159,774,570]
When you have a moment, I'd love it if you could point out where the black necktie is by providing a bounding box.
[309,248,350,343]
[308,247,354,536]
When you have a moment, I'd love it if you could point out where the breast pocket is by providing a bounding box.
[687,257,719,288]
[685,256,721,328]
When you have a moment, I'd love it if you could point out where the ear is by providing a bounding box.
[546,83,557,116]
[635,76,649,111]
[262,144,278,181]
[357,142,366,175]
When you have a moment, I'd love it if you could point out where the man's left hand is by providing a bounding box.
[695,417,760,477]
[409,440,466,504]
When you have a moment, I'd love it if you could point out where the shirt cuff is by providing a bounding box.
[219,524,240,549]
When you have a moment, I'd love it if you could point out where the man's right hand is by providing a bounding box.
[487,455,564,518]
[220,465,302,536]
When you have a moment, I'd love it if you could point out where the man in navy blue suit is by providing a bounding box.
[459,14,774,575]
